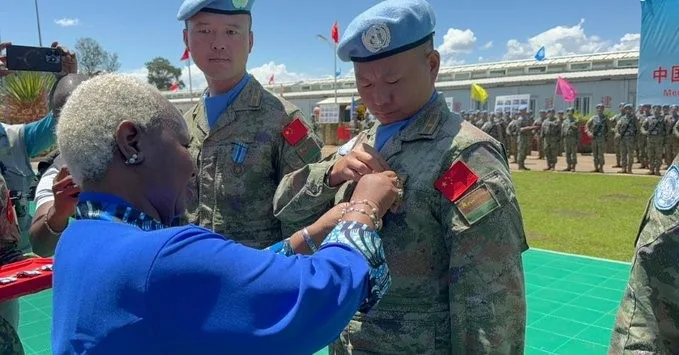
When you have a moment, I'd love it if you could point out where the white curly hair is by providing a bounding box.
[56,73,174,185]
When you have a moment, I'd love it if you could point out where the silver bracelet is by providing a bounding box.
[302,227,318,253]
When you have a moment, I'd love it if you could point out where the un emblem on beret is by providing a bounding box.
[362,23,391,53]
[232,0,248,9]
[654,165,679,211]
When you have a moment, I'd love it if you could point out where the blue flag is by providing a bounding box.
[534,46,546,61]
[335,68,342,77]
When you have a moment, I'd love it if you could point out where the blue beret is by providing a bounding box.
[663,104,670,108]
[596,103,604,108]
[672,105,679,109]
[519,105,528,110]
[177,0,255,21]
[653,104,661,109]
[337,0,436,62]
[566,107,575,112]
[623,104,633,109]
[619,102,626,107]
[557,110,564,114]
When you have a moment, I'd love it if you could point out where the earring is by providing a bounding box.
[125,153,138,165]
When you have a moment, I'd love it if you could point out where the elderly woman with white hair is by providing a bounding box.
[51,74,400,355]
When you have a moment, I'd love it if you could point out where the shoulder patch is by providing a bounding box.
[654,165,679,211]
[282,118,309,146]
[455,184,500,225]
[434,161,478,202]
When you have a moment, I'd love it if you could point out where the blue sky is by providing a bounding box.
[1,0,642,90]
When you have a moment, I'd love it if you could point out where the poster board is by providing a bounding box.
[318,104,340,124]
[494,94,531,113]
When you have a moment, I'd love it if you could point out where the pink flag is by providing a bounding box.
[555,76,577,103]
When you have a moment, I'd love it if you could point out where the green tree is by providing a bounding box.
[145,57,184,90]
[74,37,121,76]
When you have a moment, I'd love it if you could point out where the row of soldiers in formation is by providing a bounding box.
[459,103,679,176]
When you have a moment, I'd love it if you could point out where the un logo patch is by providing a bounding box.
[654,165,679,211]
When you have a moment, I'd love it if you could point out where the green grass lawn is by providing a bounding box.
[512,171,660,262]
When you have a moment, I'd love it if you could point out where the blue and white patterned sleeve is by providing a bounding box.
[321,221,391,314]
[265,239,295,256]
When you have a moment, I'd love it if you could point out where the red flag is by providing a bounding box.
[282,118,309,146]
[555,76,577,103]
[169,82,179,92]
[268,74,275,85]
[180,48,190,61]
[434,161,479,202]
[331,21,339,44]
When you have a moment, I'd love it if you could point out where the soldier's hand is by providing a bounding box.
[52,167,80,220]
[351,171,401,219]
[0,42,11,77]
[50,41,78,76]
[328,143,390,187]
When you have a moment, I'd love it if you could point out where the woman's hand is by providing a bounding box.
[350,171,402,218]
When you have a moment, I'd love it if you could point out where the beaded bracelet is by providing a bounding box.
[339,206,382,231]
[301,227,318,253]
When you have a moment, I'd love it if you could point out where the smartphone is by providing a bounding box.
[5,45,63,73]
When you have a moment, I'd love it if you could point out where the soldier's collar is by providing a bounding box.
[226,75,262,112]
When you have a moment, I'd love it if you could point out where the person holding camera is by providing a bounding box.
[0,41,78,254]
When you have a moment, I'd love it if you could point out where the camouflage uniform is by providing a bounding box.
[611,111,623,167]
[0,173,26,355]
[586,113,609,172]
[616,112,638,173]
[637,107,650,168]
[609,153,679,353]
[517,115,534,169]
[506,118,519,164]
[541,117,561,170]
[184,78,324,248]
[533,113,544,160]
[275,97,529,354]
[665,112,679,168]
[561,116,580,171]
[642,112,666,176]
[481,116,504,144]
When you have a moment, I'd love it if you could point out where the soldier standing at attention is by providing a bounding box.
[561,108,580,172]
[176,0,325,247]
[609,150,679,353]
[616,104,638,174]
[534,110,546,160]
[642,104,666,176]
[637,104,651,169]
[665,105,679,169]
[274,0,528,353]
[586,104,609,173]
[517,106,534,170]
[611,103,625,168]
[506,115,520,164]
[541,109,561,171]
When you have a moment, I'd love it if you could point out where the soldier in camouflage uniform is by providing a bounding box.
[616,104,638,174]
[609,152,679,353]
[561,108,580,172]
[0,173,27,355]
[665,105,679,169]
[585,104,609,173]
[541,110,561,171]
[176,0,325,248]
[642,105,666,176]
[275,0,528,352]
[517,107,535,170]
[481,113,504,144]
[611,103,625,168]
[506,116,519,164]
[556,110,565,156]
[637,104,651,169]
[534,110,546,159]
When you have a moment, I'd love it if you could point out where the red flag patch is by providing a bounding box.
[282,118,309,146]
[434,161,479,202]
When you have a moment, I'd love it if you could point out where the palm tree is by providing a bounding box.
[0,71,55,124]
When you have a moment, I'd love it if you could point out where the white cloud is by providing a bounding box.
[54,18,79,27]
[481,41,493,50]
[478,56,485,62]
[503,19,640,60]
[437,28,477,66]
[120,61,319,93]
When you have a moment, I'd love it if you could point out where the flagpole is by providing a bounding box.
[334,43,338,105]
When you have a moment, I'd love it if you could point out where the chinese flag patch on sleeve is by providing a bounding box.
[434,161,479,202]
[282,118,309,146]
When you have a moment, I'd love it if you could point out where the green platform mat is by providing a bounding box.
[17,248,630,354]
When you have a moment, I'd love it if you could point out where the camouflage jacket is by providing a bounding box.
[610,154,679,353]
[275,96,529,354]
[183,77,324,248]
